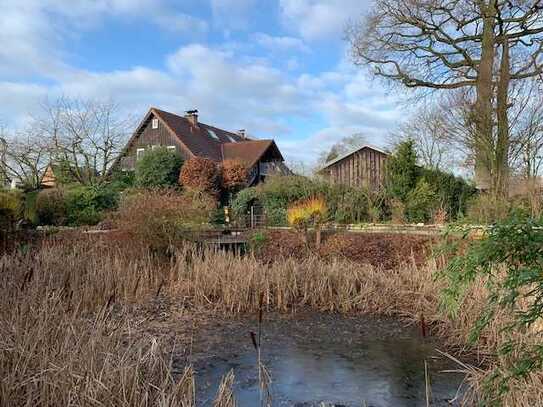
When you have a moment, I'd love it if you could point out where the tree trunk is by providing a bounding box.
[495,39,511,198]
[474,2,497,192]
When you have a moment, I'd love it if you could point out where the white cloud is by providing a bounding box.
[0,0,207,80]
[166,44,304,129]
[253,33,309,53]
[0,0,405,165]
[0,82,49,127]
[279,0,368,41]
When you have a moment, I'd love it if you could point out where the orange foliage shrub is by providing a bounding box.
[221,159,247,191]
[179,157,220,195]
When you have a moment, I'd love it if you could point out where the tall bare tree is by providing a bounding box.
[0,127,50,191]
[392,105,458,171]
[347,0,543,197]
[38,97,132,186]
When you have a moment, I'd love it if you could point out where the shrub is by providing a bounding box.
[23,191,39,225]
[287,197,328,248]
[179,157,220,195]
[221,159,247,192]
[64,186,120,226]
[36,189,67,226]
[420,167,476,220]
[135,147,183,188]
[390,198,406,224]
[405,179,438,223]
[0,190,23,231]
[440,215,543,402]
[109,170,136,191]
[114,190,215,251]
[231,175,373,226]
[386,139,418,201]
[231,187,259,220]
[465,194,510,224]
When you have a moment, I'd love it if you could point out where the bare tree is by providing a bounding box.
[347,0,543,197]
[392,105,459,171]
[38,97,132,186]
[0,127,50,191]
[318,133,368,166]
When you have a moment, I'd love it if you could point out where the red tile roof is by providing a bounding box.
[222,140,283,168]
[151,108,283,168]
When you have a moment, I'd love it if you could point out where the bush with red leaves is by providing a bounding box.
[179,157,220,195]
[221,159,247,192]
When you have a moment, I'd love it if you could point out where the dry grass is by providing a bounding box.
[1,237,542,405]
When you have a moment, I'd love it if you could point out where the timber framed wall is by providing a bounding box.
[324,147,388,190]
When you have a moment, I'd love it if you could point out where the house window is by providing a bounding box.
[151,118,159,129]
[136,148,145,160]
[167,146,176,152]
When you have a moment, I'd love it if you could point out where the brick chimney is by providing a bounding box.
[185,109,198,127]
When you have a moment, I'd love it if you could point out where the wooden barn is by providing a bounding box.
[320,145,389,190]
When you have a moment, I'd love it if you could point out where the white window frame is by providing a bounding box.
[136,148,145,160]
[151,118,159,129]
[167,145,176,152]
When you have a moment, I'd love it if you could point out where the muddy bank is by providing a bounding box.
[164,312,465,406]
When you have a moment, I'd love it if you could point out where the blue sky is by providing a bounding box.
[1,0,407,165]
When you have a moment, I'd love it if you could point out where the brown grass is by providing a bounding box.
[1,237,541,405]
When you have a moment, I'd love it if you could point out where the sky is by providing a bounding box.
[0,0,408,166]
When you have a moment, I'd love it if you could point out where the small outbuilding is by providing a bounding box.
[320,144,389,190]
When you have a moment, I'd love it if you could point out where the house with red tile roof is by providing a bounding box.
[113,107,290,185]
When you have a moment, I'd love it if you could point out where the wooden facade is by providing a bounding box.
[119,113,191,170]
[321,146,388,190]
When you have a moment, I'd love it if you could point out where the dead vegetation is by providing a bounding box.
[0,235,541,405]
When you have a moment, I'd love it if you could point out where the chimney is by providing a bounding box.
[185,109,198,127]
[237,129,246,139]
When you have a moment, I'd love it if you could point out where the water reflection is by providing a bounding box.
[192,315,464,406]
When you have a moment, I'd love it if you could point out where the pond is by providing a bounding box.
[182,313,466,407]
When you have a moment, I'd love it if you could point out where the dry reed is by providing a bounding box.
[1,237,542,405]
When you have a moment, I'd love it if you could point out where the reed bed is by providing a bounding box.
[0,237,541,405]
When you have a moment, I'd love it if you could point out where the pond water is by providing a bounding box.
[184,313,465,407]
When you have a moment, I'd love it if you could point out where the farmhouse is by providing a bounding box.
[113,107,290,186]
[320,144,389,190]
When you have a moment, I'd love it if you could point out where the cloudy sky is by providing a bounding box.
[1,0,408,165]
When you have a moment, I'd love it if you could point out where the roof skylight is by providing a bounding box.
[207,129,219,141]
[226,135,236,143]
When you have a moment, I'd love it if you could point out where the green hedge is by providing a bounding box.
[232,176,372,226]
[0,190,23,231]
[135,148,183,188]
[64,186,119,226]
[35,186,119,226]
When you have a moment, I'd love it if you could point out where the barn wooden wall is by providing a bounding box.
[325,148,387,190]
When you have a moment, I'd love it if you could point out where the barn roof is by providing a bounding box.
[320,144,389,170]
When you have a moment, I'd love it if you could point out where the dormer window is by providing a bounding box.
[151,118,159,129]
